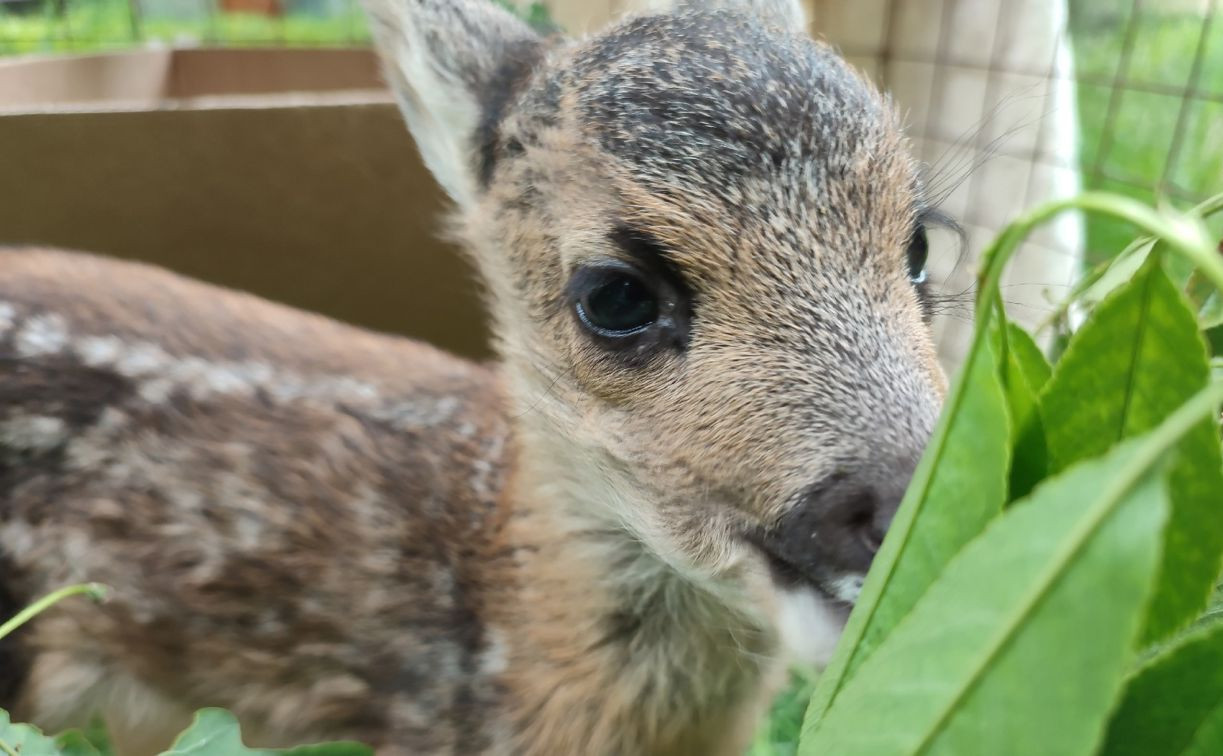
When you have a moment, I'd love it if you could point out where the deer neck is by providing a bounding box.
[486,406,785,755]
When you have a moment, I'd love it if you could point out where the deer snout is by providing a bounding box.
[752,455,919,603]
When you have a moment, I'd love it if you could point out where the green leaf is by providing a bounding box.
[1201,290,1223,330]
[75,719,114,756]
[1041,256,1223,644]
[805,190,1211,731]
[0,710,66,756]
[160,710,371,756]
[1206,323,1223,357]
[1183,709,1223,756]
[1079,238,1157,310]
[1099,622,1223,756]
[802,191,1221,739]
[53,731,103,756]
[994,321,1051,501]
[800,428,1173,756]
[802,338,1010,725]
[1004,322,1053,391]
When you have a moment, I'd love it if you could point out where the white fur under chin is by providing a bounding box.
[776,586,849,668]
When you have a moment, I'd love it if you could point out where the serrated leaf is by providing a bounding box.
[160,710,371,756]
[0,710,67,756]
[1041,255,1223,644]
[802,338,1010,727]
[1099,622,1223,756]
[800,430,1171,756]
[994,322,1051,501]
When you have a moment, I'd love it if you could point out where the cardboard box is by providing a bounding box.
[0,47,491,359]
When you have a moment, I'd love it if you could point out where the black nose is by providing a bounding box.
[753,459,915,593]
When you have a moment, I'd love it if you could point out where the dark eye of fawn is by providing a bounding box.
[577,271,659,336]
[907,225,929,284]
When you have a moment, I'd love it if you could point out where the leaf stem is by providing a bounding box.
[0,583,108,642]
[1038,192,1223,332]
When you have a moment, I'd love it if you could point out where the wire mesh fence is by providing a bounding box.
[819,0,1221,358]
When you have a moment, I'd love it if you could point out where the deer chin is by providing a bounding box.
[775,584,850,668]
[747,531,867,600]
[744,536,864,666]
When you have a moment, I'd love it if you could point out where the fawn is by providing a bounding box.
[0,0,947,753]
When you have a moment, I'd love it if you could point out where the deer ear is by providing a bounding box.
[364,0,543,208]
[675,0,806,31]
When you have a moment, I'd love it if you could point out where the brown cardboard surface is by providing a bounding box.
[0,47,386,107]
[0,48,490,358]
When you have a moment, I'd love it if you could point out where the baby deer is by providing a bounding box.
[0,0,946,753]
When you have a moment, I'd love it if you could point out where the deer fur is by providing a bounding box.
[0,1,946,753]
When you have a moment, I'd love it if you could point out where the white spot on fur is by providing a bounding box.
[479,627,509,676]
[114,342,171,377]
[75,335,124,367]
[96,407,129,430]
[69,327,395,410]
[138,378,175,404]
[0,415,67,452]
[16,313,69,357]
[370,395,460,429]
[0,519,37,561]
[470,432,505,501]
[829,573,865,604]
[776,586,847,668]
[234,512,266,550]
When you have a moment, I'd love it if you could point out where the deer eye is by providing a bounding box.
[907,225,929,284]
[573,266,659,338]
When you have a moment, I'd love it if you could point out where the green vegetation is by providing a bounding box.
[1072,9,1223,264]
[0,0,369,53]
[792,192,1223,755]
[0,0,550,53]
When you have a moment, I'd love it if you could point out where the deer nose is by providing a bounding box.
[753,458,916,597]
[816,474,900,567]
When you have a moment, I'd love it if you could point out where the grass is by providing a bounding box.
[0,0,552,53]
[0,0,370,53]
